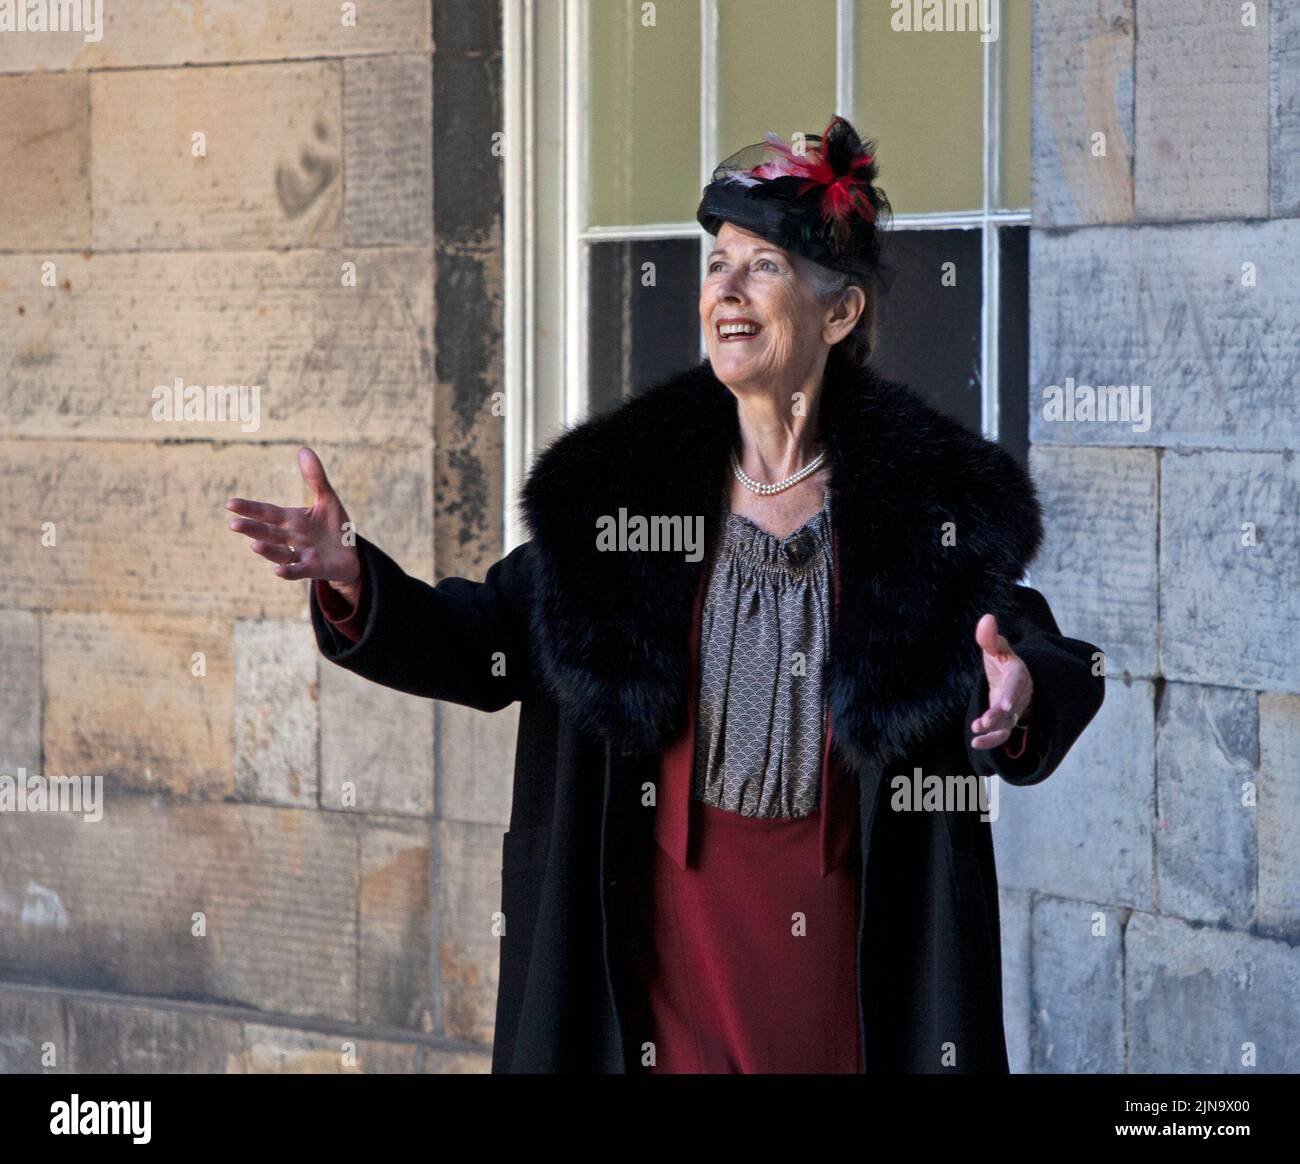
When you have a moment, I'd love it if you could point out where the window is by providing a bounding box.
[504,0,1031,549]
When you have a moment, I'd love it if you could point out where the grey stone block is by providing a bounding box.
[68,1000,243,1073]
[0,610,40,782]
[344,54,434,247]
[1135,0,1269,220]
[1259,693,1300,934]
[1161,450,1300,693]
[1030,895,1125,1072]
[1028,446,1157,678]
[1031,0,1134,226]
[0,987,66,1073]
[1155,683,1257,926]
[1127,910,1300,1072]
[999,886,1032,1074]
[994,678,1154,909]
[320,657,435,816]
[234,619,319,808]
[1273,0,1300,215]
[438,700,516,826]
[1029,220,1300,451]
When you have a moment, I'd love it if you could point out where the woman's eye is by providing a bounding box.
[756,259,778,272]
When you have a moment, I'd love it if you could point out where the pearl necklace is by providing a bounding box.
[730,449,826,496]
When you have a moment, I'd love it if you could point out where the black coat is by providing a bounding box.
[310,355,1106,1073]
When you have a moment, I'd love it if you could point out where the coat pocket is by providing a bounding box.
[501,822,553,875]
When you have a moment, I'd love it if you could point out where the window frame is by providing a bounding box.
[503,0,1028,552]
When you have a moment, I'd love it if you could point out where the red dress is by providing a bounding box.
[628,551,864,1074]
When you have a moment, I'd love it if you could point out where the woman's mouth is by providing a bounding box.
[717,319,763,342]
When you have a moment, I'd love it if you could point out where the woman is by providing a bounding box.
[226,116,1104,1074]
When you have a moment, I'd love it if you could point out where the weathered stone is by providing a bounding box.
[67,999,243,1072]
[993,678,1154,909]
[1273,1,1300,215]
[1029,895,1125,1072]
[998,886,1032,1074]
[234,1023,419,1073]
[436,820,501,1047]
[1030,220,1300,451]
[0,801,359,1022]
[0,988,67,1073]
[0,1,429,72]
[420,1045,492,1073]
[1135,0,1269,220]
[0,248,433,442]
[0,73,90,249]
[92,63,341,251]
[434,229,504,578]
[1155,683,1257,926]
[320,662,434,817]
[344,54,433,246]
[1027,446,1157,678]
[438,701,516,827]
[1031,0,1134,225]
[1127,910,1300,1072]
[0,442,430,620]
[1259,693,1300,934]
[1161,450,1300,692]
[44,612,235,799]
[235,619,319,807]
[0,611,41,782]
[359,819,433,1030]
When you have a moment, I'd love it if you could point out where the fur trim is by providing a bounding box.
[519,355,1043,776]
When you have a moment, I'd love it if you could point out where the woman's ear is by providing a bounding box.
[823,285,867,345]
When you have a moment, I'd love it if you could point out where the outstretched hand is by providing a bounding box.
[226,447,362,602]
[969,613,1034,750]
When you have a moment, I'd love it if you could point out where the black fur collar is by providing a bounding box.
[519,354,1043,777]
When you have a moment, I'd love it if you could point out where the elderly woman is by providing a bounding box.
[226,116,1104,1074]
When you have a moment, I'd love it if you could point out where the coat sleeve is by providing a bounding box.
[962,583,1105,787]
[309,533,536,712]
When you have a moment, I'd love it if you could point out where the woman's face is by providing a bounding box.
[699,221,847,391]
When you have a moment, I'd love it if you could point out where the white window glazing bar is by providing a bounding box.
[836,0,855,118]
[698,0,719,362]
[502,0,532,551]
[565,0,589,427]
[980,0,1003,443]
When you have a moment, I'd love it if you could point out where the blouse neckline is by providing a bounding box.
[726,486,832,545]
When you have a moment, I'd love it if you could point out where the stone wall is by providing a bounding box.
[1002,0,1299,1072]
[0,1,510,1072]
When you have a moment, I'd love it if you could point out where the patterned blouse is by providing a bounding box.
[690,489,834,819]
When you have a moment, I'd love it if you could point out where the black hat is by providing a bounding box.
[696,115,891,285]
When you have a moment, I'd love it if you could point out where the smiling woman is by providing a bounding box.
[225,113,1104,1075]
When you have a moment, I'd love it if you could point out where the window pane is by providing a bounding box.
[588,238,701,414]
[871,228,983,434]
[999,0,1031,209]
[854,2,985,214]
[588,0,701,228]
[716,0,838,157]
[997,224,1030,466]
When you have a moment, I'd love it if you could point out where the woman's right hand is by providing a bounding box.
[226,446,363,605]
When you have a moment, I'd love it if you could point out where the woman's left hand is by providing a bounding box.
[969,613,1034,750]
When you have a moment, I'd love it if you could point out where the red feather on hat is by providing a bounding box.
[748,117,878,249]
